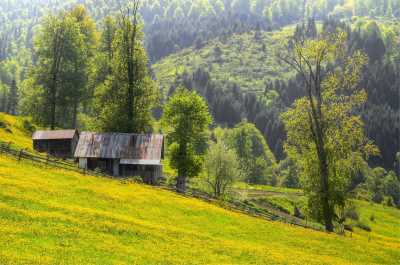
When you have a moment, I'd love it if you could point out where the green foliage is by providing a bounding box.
[93,10,158,133]
[153,26,296,94]
[228,122,277,185]
[366,167,400,207]
[22,5,97,129]
[162,88,212,192]
[278,157,300,188]
[21,119,36,134]
[202,137,241,198]
[281,32,379,229]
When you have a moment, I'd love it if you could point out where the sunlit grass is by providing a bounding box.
[0,113,34,150]
[0,155,399,265]
[1,113,399,264]
[235,182,302,194]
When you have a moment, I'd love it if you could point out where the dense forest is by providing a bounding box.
[0,0,399,225]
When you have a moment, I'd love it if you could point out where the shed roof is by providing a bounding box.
[74,132,164,163]
[32,130,78,140]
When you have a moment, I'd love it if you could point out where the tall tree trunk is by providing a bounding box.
[176,141,188,193]
[49,27,64,130]
[123,2,139,132]
[72,100,78,129]
[317,141,334,232]
[176,174,187,193]
[50,76,57,130]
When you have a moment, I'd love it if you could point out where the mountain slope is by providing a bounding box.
[0,113,35,150]
[153,25,296,94]
[1,155,400,265]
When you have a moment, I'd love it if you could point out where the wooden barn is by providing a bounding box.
[32,130,79,159]
[74,132,164,184]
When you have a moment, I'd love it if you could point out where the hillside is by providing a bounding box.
[153,25,296,94]
[0,114,400,264]
[152,17,400,169]
[0,113,35,150]
[1,156,400,265]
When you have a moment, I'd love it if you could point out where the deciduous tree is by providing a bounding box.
[94,2,158,133]
[203,136,240,198]
[162,88,212,193]
[280,32,379,231]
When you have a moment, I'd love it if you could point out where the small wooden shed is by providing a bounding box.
[32,129,79,159]
[74,132,164,184]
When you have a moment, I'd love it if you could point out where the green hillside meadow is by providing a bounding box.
[0,114,400,265]
[152,26,296,94]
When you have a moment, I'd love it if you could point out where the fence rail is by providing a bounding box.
[0,140,324,232]
[0,141,107,177]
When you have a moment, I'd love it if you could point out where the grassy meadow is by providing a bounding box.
[1,113,400,264]
[0,155,399,264]
[0,113,36,151]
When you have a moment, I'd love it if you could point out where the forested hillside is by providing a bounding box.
[155,17,400,169]
[0,1,400,262]
[1,1,399,167]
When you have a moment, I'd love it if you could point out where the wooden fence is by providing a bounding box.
[0,140,324,232]
[0,141,106,177]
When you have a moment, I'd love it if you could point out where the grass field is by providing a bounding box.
[0,154,400,265]
[0,113,36,151]
[1,113,400,264]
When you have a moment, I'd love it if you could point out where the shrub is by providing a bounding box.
[372,192,384,204]
[294,205,304,219]
[0,118,12,133]
[22,119,36,133]
[369,214,375,222]
[121,176,143,184]
[345,205,359,221]
[386,197,395,207]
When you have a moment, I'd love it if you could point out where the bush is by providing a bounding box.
[372,192,384,204]
[369,214,375,222]
[386,197,395,207]
[0,118,12,133]
[345,205,359,221]
[22,119,36,133]
[294,205,304,219]
[121,176,143,184]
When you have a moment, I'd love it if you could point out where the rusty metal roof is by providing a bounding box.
[32,130,78,140]
[74,132,164,163]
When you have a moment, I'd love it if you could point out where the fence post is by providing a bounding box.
[7,142,12,154]
[18,148,24,162]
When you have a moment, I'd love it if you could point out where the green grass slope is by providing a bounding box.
[153,26,296,94]
[0,113,36,150]
[1,113,399,264]
[0,159,399,264]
